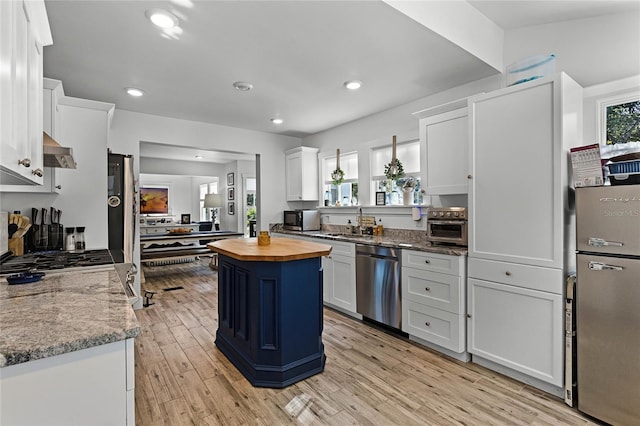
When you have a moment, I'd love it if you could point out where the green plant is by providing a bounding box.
[331,168,345,185]
[246,206,256,223]
[384,158,404,181]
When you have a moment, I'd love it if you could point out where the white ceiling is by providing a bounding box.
[140,141,255,165]
[43,0,639,163]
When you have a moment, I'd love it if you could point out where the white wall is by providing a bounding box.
[503,13,640,88]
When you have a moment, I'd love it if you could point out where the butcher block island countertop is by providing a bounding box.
[208,236,332,261]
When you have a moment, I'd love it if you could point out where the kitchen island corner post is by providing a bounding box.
[208,237,331,388]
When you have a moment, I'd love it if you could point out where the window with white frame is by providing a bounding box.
[199,181,219,222]
[598,92,640,159]
[321,151,358,206]
[371,139,422,205]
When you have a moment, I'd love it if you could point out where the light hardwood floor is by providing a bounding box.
[135,260,598,426]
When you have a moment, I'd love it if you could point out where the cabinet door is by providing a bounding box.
[285,151,302,201]
[469,78,562,269]
[467,278,563,386]
[421,108,468,195]
[328,254,356,313]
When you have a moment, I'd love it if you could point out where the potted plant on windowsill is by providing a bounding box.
[401,177,416,205]
[331,149,345,205]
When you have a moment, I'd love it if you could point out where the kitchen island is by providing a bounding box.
[208,237,331,388]
[0,267,140,425]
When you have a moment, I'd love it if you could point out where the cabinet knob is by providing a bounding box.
[425,287,431,292]
[18,158,31,167]
[505,271,511,276]
[424,259,430,264]
[467,314,471,319]
[32,168,43,177]
[55,185,62,190]
[467,174,472,179]
[424,321,431,327]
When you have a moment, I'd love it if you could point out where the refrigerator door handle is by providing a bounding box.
[588,261,624,271]
[588,237,623,247]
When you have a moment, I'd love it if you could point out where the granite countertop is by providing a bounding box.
[274,228,468,256]
[0,268,140,367]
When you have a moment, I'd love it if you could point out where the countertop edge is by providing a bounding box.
[273,230,468,256]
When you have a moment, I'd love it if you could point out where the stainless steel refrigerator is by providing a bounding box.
[575,185,640,426]
[107,152,136,264]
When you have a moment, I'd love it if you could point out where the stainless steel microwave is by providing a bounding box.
[283,210,321,231]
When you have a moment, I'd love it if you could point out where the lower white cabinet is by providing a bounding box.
[322,240,357,315]
[0,338,135,426]
[467,278,563,387]
[401,250,467,354]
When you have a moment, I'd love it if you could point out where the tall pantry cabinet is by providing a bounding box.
[466,73,582,394]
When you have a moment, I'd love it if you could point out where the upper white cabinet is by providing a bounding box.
[468,74,581,269]
[0,0,52,185]
[285,146,319,201]
[413,99,468,195]
[1,78,64,193]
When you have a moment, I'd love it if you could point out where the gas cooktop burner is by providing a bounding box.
[0,250,114,276]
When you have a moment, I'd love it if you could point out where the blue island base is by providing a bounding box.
[216,334,325,388]
[215,255,326,388]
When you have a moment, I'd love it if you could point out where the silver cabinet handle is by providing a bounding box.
[32,168,43,177]
[18,158,31,167]
[588,261,623,271]
[424,287,431,292]
[505,271,511,276]
[424,259,430,264]
[424,321,431,327]
[588,237,623,247]
[55,185,62,189]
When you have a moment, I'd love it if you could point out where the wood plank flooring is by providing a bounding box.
[135,260,598,426]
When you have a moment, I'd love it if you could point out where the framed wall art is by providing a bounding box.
[181,213,191,224]
[140,187,169,214]
[228,202,235,215]
[228,187,235,200]
[375,191,386,206]
[227,172,234,186]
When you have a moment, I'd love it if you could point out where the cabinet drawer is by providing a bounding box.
[402,300,464,353]
[402,267,461,314]
[468,258,563,294]
[328,240,354,257]
[402,250,462,275]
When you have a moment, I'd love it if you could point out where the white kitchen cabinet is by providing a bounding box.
[413,99,468,195]
[401,250,467,355]
[322,240,358,316]
[285,146,319,201]
[0,0,51,185]
[467,73,582,394]
[467,278,563,386]
[0,338,135,426]
[1,78,64,193]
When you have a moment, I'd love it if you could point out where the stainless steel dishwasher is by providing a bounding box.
[355,244,401,329]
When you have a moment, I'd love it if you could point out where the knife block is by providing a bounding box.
[8,237,24,256]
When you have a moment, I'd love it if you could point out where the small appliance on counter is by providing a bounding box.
[426,207,467,246]
[283,209,321,231]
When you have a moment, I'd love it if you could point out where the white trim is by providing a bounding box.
[583,75,640,98]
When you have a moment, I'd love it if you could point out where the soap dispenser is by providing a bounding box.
[346,220,353,234]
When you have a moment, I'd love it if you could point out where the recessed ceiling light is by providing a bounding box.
[125,87,144,97]
[195,155,203,159]
[344,80,362,90]
[145,9,179,29]
[233,81,254,92]
[271,118,284,125]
